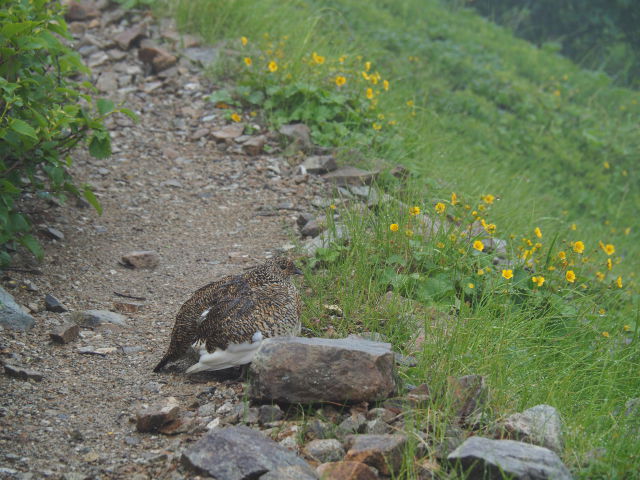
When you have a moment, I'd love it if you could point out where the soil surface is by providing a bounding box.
[0,5,324,479]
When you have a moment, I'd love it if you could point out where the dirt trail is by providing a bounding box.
[0,6,318,478]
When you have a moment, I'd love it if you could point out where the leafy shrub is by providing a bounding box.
[0,0,134,264]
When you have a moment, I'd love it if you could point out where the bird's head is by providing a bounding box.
[257,257,303,281]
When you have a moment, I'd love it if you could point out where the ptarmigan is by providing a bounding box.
[153,257,302,373]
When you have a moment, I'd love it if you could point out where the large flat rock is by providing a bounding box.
[249,337,396,404]
[447,436,573,480]
[502,404,564,453]
[0,287,35,330]
[181,425,317,479]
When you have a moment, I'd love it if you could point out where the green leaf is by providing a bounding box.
[10,118,38,140]
[19,234,43,260]
[96,98,115,115]
[117,107,139,122]
[88,132,111,159]
[83,186,102,215]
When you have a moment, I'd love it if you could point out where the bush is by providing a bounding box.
[0,0,134,264]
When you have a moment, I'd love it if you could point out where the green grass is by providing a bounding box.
[165,0,640,477]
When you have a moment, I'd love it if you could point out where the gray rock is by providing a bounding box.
[249,337,396,404]
[279,123,312,151]
[212,123,245,142]
[182,46,219,66]
[301,219,325,238]
[71,310,127,327]
[301,155,337,174]
[302,223,349,256]
[258,404,284,425]
[3,364,44,382]
[447,437,573,480]
[261,465,318,480]
[136,397,180,433]
[0,286,35,330]
[43,226,64,240]
[297,213,314,228]
[242,135,266,156]
[181,425,317,479]
[114,23,147,50]
[338,414,367,435]
[305,419,334,440]
[502,404,563,453]
[364,418,390,435]
[49,323,80,344]
[45,294,67,313]
[366,408,396,424]
[96,71,118,92]
[344,434,408,476]
[322,166,378,186]
[121,250,159,269]
[304,439,345,463]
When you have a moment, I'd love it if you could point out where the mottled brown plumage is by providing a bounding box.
[153,257,302,373]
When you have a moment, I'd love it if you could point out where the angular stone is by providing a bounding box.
[301,219,325,238]
[301,155,337,174]
[366,408,396,424]
[114,23,147,50]
[279,123,312,151]
[407,383,431,406]
[3,364,44,382]
[242,135,266,156]
[344,434,407,476]
[261,465,318,480]
[322,167,378,186]
[258,404,284,425]
[316,461,378,480]
[304,439,345,463]
[49,323,80,344]
[364,418,390,435]
[212,123,245,142]
[338,413,366,436]
[121,250,159,269]
[96,71,118,92]
[502,404,563,454]
[448,437,573,480]
[249,337,396,404]
[44,226,64,241]
[64,1,99,21]
[305,419,334,441]
[136,397,180,433]
[182,46,219,66]
[71,310,127,327]
[0,286,36,330]
[45,294,68,313]
[138,40,177,73]
[297,212,314,228]
[181,425,316,479]
[447,374,487,425]
[113,301,144,313]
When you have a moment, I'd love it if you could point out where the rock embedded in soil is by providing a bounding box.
[447,436,573,480]
[212,123,245,141]
[3,364,44,382]
[121,250,159,269]
[114,23,147,50]
[136,397,180,433]
[279,123,312,151]
[113,301,144,313]
[501,404,564,454]
[44,294,68,313]
[49,323,80,344]
[304,439,345,463]
[0,286,36,330]
[316,461,378,480]
[301,218,325,238]
[301,155,337,174]
[322,166,378,186]
[447,374,488,425]
[71,310,127,327]
[242,135,266,156]
[343,434,408,476]
[258,404,284,425]
[181,425,317,479]
[249,337,396,404]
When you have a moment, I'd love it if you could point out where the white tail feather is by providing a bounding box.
[186,338,262,374]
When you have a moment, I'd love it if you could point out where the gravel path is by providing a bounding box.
[0,5,320,478]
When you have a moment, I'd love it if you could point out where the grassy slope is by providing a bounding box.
[168,0,640,477]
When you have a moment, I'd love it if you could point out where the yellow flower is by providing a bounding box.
[607,258,613,271]
[603,161,610,169]
[484,222,496,234]
[405,229,413,237]
[548,266,556,271]
[372,122,382,131]
[601,331,610,338]
[243,57,252,66]
[366,88,374,99]
[553,89,561,97]
[570,223,577,231]
[250,111,257,117]
[572,241,585,254]
[598,308,606,315]
[377,113,385,120]
[230,112,242,122]
[406,100,414,107]
[477,268,485,275]
[558,251,566,260]
[473,240,484,252]
[616,276,623,288]
[534,227,542,238]
[502,269,513,280]
[436,242,445,249]
[383,80,389,91]
[624,227,631,235]
[451,192,458,205]
[409,206,421,216]
[241,36,248,46]
[312,52,325,65]
[624,325,632,332]
[596,271,605,281]
[338,55,346,63]
[365,61,371,72]
[468,283,475,289]
[532,276,545,287]
[566,270,576,283]
[482,194,495,204]
[335,75,346,87]
[389,223,399,232]
[435,202,446,214]
[329,204,336,210]
[268,61,278,72]
[599,242,615,255]
[449,233,457,242]
[362,71,370,81]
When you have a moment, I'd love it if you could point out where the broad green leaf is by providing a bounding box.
[10,118,38,140]
[88,132,111,159]
[117,107,139,122]
[96,98,115,115]
[83,186,102,215]
[20,234,43,260]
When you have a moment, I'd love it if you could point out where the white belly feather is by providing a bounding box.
[186,331,263,374]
